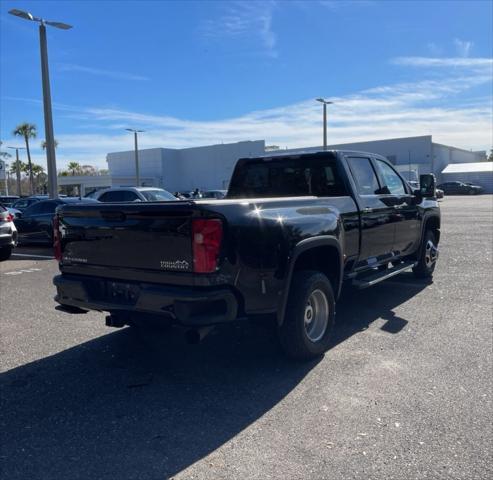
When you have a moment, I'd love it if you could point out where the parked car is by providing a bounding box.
[410,181,444,199]
[14,198,97,245]
[94,187,177,203]
[0,195,20,207]
[0,204,17,260]
[437,181,483,195]
[53,150,440,360]
[201,190,227,199]
[11,194,66,211]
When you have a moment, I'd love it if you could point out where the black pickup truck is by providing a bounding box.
[53,151,440,359]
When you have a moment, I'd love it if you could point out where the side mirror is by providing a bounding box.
[419,174,436,198]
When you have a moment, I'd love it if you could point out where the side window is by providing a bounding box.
[347,157,380,195]
[24,203,44,215]
[99,191,124,202]
[39,201,59,214]
[14,199,29,209]
[376,160,406,195]
[121,191,140,202]
[310,163,347,196]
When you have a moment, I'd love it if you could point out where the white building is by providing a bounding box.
[279,135,486,182]
[105,136,486,192]
[106,141,265,193]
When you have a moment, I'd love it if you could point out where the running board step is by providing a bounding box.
[352,261,417,289]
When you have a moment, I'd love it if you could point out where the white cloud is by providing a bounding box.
[391,56,492,69]
[202,0,277,57]
[454,38,473,58]
[57,63,150,81]
[3,59,492,170]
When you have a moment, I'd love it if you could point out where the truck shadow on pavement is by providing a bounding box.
[1,274,428,480]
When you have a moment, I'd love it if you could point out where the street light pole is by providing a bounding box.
[39,22,58,199]
[316,98,334,150]
[126,129,145,187]
[7,147,25,196]
[9,8,72,199]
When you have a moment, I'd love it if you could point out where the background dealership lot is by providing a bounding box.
[1,195,491,480]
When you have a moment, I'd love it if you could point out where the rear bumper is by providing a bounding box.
[53,274,238,326]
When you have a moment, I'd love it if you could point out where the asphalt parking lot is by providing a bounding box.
[1,195,492,480]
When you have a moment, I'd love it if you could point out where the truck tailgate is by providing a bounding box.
[58,203,196,272]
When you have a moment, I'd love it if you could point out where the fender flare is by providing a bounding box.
[277,236,343,325]
[420,212,440,242]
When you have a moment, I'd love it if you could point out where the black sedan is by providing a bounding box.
[14,198,97,244]
[437,181,483,195]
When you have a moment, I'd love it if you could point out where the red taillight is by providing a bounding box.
[6,213,14,222]
[192,218,223,273]
[53,215,62,262]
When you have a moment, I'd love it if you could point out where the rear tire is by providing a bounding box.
[0,246,12,261]
[278,270,335,361]
[413,230,438,279]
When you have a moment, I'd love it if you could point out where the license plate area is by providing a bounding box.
[87,279,140,306]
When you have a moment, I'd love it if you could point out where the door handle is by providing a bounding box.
[362,207,373,213]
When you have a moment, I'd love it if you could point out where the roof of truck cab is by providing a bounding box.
[244,150,388,161]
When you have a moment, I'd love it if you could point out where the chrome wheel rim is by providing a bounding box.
[304,289,329,342]
[424,240,439,267]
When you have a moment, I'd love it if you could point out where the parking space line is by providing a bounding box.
[3,268,43,276]
[12,253,55,259]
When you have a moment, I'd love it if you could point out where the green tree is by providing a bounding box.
[31,164,46,194]
[13,123,37,194]
[67,161,81,176]
[9,160,26,175]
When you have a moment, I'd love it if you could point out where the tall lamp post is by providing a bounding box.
[9,8,72,199]
[7,146,26,196]
[126,129,145,187]
[316,98,334,150]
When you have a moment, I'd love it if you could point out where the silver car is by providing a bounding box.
[0,204,18,261]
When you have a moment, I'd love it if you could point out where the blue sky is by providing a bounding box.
[0,0,492,170]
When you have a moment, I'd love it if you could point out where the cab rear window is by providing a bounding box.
[228,154,347,198]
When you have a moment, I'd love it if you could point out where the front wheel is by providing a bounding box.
[278,270,335,360]
[413,230,438,279]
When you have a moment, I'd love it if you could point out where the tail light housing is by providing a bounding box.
[53,215,62,262]
[192,218,223,273]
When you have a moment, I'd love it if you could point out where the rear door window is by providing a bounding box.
[346,157,380,195]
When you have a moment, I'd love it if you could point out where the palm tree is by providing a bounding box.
[9,159,25,196]
[31,164,46,194]
[41,139,58,150]
[13,123,36,195]
[67,161,81,176]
